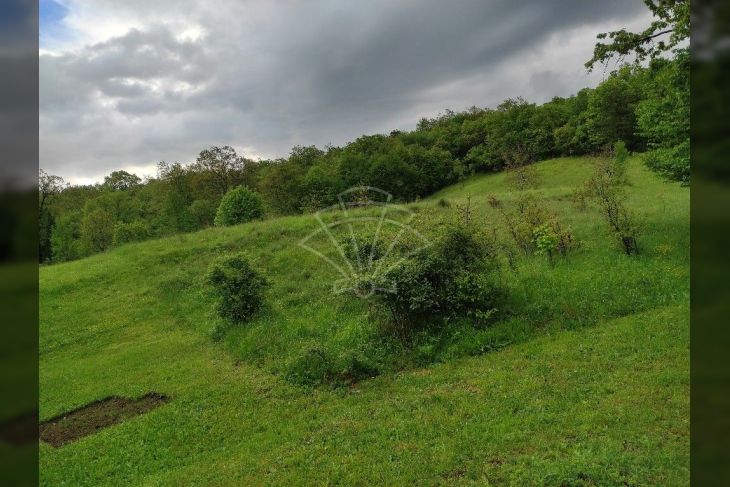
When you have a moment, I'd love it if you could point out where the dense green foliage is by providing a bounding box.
[207,254,268,325]
[213,186,264,227]
[39,49,689,264]
[637,51,690,183]
[370,222,501,332]
[113,220,152,246]
[585,0,689,70]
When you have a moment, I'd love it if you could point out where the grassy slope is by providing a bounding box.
[40,156,689,485]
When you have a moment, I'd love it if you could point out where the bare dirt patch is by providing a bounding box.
[39,392,169,447]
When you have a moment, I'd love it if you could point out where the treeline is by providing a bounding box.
[39,50,688,264]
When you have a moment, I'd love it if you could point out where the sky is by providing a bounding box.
[39,0,651,184]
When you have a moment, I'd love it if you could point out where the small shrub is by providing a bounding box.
[501,195,577,257]
[570,185,590,211]
[214,186,264,227]
[206,254,267,324]
[437,198,451,208]
[486,194,502,209]
[509,165,540,190]
[585,166,642,255]
[504,144,540,190]
[368,222,502,335]
[343,237,385,270]
[533,223,558,264]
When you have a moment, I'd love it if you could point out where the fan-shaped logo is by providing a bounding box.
[298,186,431,298]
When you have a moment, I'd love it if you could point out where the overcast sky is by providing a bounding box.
[39,0,650,184]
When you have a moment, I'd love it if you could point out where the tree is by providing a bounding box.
[193,146,245,198]
[39,169,66,213]
[636,51,690,183]
[157,161,196,232]
[38,169,66,262]
[481,98,549,168]
[301,164,340,211]
[50,211,83,262]
[80,208,115,253]
[584,67,646,150]
[39,205,54,262]
[288,145,325,168]
[585,0,689,70]
[258,160,306,214]
[103,170,141,191]
[214,186,264,226]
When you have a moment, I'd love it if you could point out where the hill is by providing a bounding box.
[40,156,689,485]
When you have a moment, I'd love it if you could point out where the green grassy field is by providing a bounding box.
[40,156,689,485]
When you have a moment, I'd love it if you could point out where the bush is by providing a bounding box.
[585,167,641,255]
[214,186,264,226]
[643,140,689,185]
[501,195,577,257]
[206,254,267,324]
[368,222,502,334]
[113,220,151,246]
[486,194,502,209]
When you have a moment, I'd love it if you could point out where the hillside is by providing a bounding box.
[39,156,689,485]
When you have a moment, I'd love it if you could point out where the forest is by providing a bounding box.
[38,8,689,265]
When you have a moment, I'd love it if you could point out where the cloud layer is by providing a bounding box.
[40,0,649,183]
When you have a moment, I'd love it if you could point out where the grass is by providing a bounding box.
[39,155,689,485]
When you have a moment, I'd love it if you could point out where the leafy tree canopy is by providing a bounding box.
[585,0,689,70]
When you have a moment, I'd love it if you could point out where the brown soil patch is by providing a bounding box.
[39,392,169,447]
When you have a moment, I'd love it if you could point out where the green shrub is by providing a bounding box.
[113,220,151,246]
[343,237,385,270]
[206,254,267,324]
[585,168,641,255]
[501,195,577,257]
[368,222,502,334]
[643,140,689,185]
[534,223,559,265]
[214,186,264,226]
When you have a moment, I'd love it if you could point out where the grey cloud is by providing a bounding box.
[40,0,649,181]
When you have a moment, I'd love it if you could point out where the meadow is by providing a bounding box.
[39,155,689,485]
